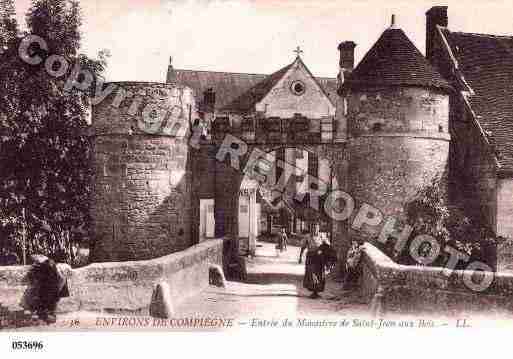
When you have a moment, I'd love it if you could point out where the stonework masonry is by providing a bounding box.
[89,79,350,265]
[0,239,223,313]
[360,242,513,316]
[91,82,196,262]
[345,86,450,241]
[448,94,498,231]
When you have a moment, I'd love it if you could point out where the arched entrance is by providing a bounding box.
[236,147,335,256]
[211,137,349,271]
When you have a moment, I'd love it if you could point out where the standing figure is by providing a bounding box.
[302,227,325,299]
[298,229,310,263]
[275,227,287,256]
[279,228,288,251]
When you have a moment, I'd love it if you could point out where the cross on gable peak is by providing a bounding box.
[294,46,303,57]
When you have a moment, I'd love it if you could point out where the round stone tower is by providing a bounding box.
[342,23,452,241]
[90,82,195,262]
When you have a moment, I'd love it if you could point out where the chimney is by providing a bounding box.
[337,41,356,90]
[338,41,356,71]
[203,88,216,113]
[426,6,448,60]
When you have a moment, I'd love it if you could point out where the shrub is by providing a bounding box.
[391,177,500,270]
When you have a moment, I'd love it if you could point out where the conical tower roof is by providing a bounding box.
[345,25,452,92]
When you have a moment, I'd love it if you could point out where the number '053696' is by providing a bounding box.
[11,341,44,351]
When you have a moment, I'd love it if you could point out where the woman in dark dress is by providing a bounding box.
[302,228,325,299]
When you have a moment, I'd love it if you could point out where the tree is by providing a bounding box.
[0,0,108,264]
[0,0,24,256]
[0,0,17,46]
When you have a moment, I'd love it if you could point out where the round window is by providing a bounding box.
[290,80,306,96]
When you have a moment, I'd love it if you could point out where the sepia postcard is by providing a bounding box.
[1,0,513,356]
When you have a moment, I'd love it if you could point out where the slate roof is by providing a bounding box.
[222,62,293,112]
[169,63,337,112]
[439,28,513,173]
[170,69,266,110]
[345,27,452,92]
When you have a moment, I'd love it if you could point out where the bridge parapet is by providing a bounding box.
[360,242,513,317]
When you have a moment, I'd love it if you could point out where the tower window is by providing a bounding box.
[438,125,444,133]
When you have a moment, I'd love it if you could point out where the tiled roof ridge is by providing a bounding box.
[173,68,336,81]
[174,68,268,77]
[449,30,513,40]
[436,26,474,93]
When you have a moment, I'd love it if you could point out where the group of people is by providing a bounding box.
[275,227,337,299]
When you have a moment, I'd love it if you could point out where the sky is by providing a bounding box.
[13,0,513,82]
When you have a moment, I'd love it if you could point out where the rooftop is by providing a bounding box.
[169,64,337,112]
[344,25,451,92]
[439,27,513,173]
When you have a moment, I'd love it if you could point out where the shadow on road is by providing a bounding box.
[245,271,303,285]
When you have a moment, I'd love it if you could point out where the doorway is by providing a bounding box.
[199,199,215,241]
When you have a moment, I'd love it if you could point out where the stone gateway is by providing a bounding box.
[89,7,513,275]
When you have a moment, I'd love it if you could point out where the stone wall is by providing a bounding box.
[449,97,498,231]
[192,145,217,199]
[360,242,513,316]
[348,136,449,222]
[346,86,450,241]
[91,82,195,262]
[430,31,504,238]
[214,155,242,240]
[334,96,347,142]
[0,239,223,314]
[347,87,449,136]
